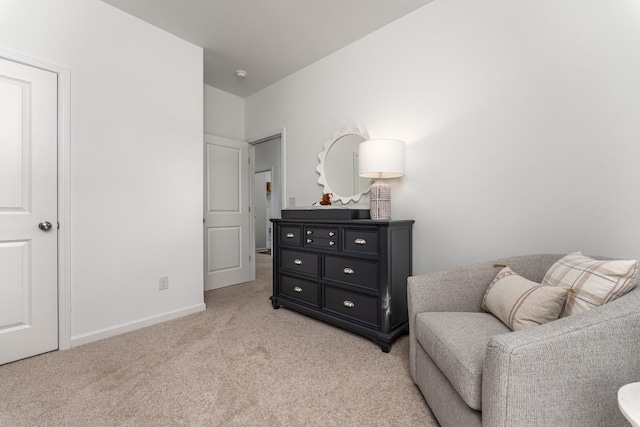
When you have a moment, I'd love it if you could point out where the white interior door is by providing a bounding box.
[204,134,252,290]
[0,58,58,365]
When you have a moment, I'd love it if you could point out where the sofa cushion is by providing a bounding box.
[542,252,639,317]
[482,266,569,331]
[415,312,510,410]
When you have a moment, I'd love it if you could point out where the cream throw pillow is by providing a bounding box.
[482,267,569,331]
[542,252,639,317]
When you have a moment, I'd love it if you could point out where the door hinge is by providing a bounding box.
[57,221,60,230]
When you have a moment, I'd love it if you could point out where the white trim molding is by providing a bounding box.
[0,48,72,350]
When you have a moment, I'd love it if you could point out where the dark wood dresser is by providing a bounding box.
[270,218,414,352]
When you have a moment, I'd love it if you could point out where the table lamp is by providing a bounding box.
[358,139,405,220]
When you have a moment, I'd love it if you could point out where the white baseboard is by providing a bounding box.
[69,303,207,348]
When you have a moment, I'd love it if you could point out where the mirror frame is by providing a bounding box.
[315,127,371,204]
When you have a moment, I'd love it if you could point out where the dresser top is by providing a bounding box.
[271,218,414,226]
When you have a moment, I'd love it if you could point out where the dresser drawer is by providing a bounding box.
[344,229,379,255]
[280,226,302,246]
[280,275,319,307]
[304,237,338,250]
[304,226,339,250]
[324,256,379,290]
[305,226,338,239]
[324,286,379,326]
[280,249,319,277]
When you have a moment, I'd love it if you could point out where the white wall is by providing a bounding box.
[204,84,245,140]
[246,0,640,274]
[0,0,205,344]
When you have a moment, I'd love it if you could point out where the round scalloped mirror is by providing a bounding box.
[316,128,372,204]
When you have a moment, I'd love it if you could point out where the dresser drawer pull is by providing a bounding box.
[343,268,355,274]
[307,239,313,244]
[294,286,303,293]
[343,300,355,308]
[354,238,367,245]
[307,230,313,235]
[329,241,335,246]
[286,233,295,238]
[328,231,335,237]
[294,259,303,265]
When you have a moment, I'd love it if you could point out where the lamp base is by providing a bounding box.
[369,178,391,220]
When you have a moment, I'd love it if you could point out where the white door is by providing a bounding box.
[0,58,58,365]
[204,134,252,290]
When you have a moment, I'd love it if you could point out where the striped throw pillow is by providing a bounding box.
[482,267,569,331]
[542,252,639,317]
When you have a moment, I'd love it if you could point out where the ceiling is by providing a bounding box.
[100,0,433,98]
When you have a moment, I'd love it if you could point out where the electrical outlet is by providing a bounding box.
[159,276,169,291]
[288,197,296,208]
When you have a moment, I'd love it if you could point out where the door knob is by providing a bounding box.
[39,221,53,231]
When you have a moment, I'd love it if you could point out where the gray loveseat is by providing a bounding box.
[407,254,640,427]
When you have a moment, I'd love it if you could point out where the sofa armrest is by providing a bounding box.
[483,288,640,427]
[407,262,502,381]
[407,265,496,314]
[407,254,562,381]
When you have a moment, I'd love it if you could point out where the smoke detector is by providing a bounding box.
[234,69,248,79]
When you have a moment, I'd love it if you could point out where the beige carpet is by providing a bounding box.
[0,254,439,426]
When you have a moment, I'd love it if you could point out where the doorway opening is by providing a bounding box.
[254,169,272,254]
[250,133,284,260]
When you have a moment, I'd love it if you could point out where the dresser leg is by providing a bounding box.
[270,296,280,309]
[379,342,391,353]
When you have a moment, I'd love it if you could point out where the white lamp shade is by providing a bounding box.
[358,139,406,178]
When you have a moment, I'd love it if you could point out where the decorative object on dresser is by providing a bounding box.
[358,139,406,220]
[315,127,372,204]
[280,207,370,220]
[270,218,414,352]
[312,193,332,206]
